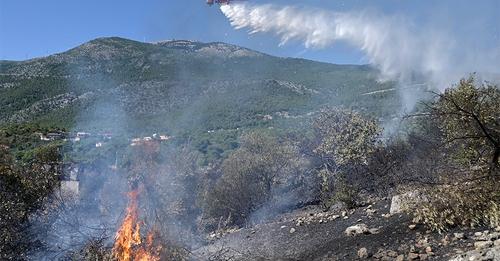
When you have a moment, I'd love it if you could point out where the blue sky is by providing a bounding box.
[0,0,498,64]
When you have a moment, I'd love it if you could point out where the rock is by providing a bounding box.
[495,239,500,246]
[390,191,427,214]
[345,224,369,236]
[366,209,377,215]
[398,244,409,252]
[416,238,429,248]
[453,232,465,240]
[386,250,398,257]
[489,232,500,241]
[474,231,483,237]
[396,254,405,261]
[474,240,493,250]
[329,201,347,212]
[369,228,381,234]
[425,246,432,254]
[357,247,368,259]
[408,252,420,260]
[449,245,500,261]
[289,227,296,234]
[419,253,428,260]
[441,235,450,246]
[372,249,385,259]
[408,224,417,230]
[373,249,397,260]
[330,215,340,220]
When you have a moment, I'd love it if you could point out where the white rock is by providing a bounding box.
[345,224,369,236]
[474,241,493,250]
[390,191,426,214]
[357,247,368,259]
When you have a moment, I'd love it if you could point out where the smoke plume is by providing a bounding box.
[221,3,500,110]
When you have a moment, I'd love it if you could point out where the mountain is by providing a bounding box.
[0,37,401,157]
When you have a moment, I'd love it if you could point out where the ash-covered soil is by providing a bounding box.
[192,199,499,261]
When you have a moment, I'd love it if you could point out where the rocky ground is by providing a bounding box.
[192,198,500,261]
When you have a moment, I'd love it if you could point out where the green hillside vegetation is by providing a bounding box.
[0,37,411,161]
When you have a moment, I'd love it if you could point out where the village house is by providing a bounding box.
[76,132,91,138]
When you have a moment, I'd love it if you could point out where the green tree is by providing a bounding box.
[429,76,500,174]
[313,107,381,167]
[312,107,381,207]
[409,77,500,232]
[202,130,304,226]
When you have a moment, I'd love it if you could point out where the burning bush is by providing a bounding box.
[111,186,189,261]
[65,237,111,260]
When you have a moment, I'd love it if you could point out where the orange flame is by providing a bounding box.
[112,189,161,261]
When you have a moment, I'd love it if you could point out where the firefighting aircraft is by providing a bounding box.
[207,0,243,6]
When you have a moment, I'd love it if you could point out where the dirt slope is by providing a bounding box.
[192,199,497,261]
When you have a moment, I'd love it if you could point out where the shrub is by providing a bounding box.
[413,179,500,232]
[201,130,305,227]
[65,238,111,261]
[0,145,61,259]
[330,175,358,209]
[312,107,381,207]
[313,107,381,166]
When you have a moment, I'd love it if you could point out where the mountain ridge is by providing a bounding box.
[0,37,401,159]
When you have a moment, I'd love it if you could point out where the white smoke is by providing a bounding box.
[221,3,500,110]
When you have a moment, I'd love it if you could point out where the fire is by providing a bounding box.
[112,188,161,261]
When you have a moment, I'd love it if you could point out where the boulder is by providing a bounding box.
[357,247,368,259]
[474,241,493,250]
[408,252,419,260]
[453,232,465,240]
[345,224,369,236]
[390,191,427,214]
[329,201,347,212]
